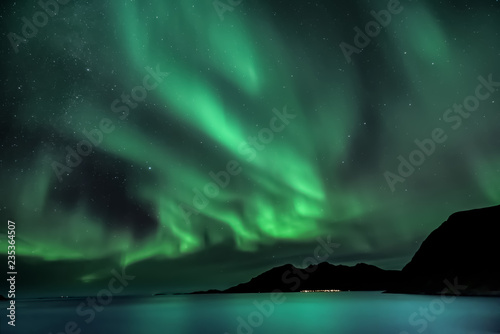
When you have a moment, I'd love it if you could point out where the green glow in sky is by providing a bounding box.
[1,0,499,296]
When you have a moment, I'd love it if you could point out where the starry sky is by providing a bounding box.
[1,0,500,297]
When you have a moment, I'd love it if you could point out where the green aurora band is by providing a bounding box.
[1,0,499,294]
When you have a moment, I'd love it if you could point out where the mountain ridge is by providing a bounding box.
[186,204,500,296]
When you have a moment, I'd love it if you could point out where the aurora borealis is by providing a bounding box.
[1,0,500,297]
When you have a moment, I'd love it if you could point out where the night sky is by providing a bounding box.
[1,0,500,297]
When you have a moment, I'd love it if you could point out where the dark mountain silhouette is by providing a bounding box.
[388,204,500,295]
[187,204,500,296]
[192,263,401,294]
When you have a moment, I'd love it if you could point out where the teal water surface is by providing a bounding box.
[1,292,499,334]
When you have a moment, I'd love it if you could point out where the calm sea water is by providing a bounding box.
[1,292,499,334]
